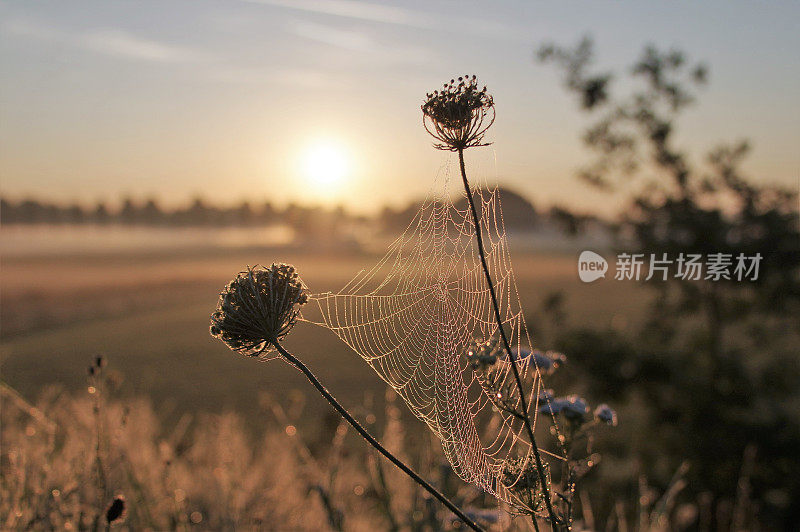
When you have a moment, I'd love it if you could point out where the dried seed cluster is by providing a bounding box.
[210,263,308,357]
[422,75,495,151]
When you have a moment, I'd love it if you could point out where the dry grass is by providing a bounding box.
[1,371,519,531]
[2,369,750,531]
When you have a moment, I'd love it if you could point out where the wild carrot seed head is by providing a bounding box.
[422,75,495,151]
[210,263,308,358]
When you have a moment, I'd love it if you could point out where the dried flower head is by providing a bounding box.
[105,495,126,524]
[501,455,549,516]
[422,75,495,151]
[210,263,308,358]
[502,456,541,492]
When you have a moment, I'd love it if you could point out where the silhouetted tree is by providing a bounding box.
[93,201,110,224]
[257,202,276,225]
[548,205,588,236]
[140,198,163,225]
[0,197,15,224]
[64,203,85,224]
[15,199,50,223]
[185,197,214,225]
[234,201,254,225]
[541,37,800,528]
[119,197,139,224]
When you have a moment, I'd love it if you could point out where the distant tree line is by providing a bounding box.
[1,189,599,236]
[0,196,384,236]
[0,196,307,227]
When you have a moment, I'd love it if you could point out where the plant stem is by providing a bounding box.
[91,375,108,532]
[269,339,484,532]
[457,148,561,529]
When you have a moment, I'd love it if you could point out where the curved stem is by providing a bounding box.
[268,339,485,532]
[457,148,560,529]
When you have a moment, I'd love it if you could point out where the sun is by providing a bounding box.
[302,141,349,194]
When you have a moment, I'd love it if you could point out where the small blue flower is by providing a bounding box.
[538,395,589,422]
[594,404,618,426]
[508,347,566,374]
[537,388,555,403]
[560,395,589,421]
[465,339,501,369]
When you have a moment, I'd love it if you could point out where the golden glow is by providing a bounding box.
[302,141,349,196]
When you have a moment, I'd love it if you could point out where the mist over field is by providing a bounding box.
[1,222,638,420]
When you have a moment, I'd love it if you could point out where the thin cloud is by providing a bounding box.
[287,19,436,64]
[3,19,212,63]
[202,64,351,89]
[243,0,528,42]
[289,20,372,51]
[79,30,211,63]
[272,67,352,89]
[243,0,436,29]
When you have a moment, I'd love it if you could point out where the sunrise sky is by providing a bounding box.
[1,1,798,215]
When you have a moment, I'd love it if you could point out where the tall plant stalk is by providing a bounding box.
[421,75,561,528]
[457,149,561,529]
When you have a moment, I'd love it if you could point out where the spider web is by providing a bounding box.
[302,156,565,507]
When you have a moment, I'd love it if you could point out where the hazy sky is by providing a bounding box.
[1,1,798,215]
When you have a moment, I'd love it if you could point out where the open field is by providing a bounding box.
[1,241,650,429]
